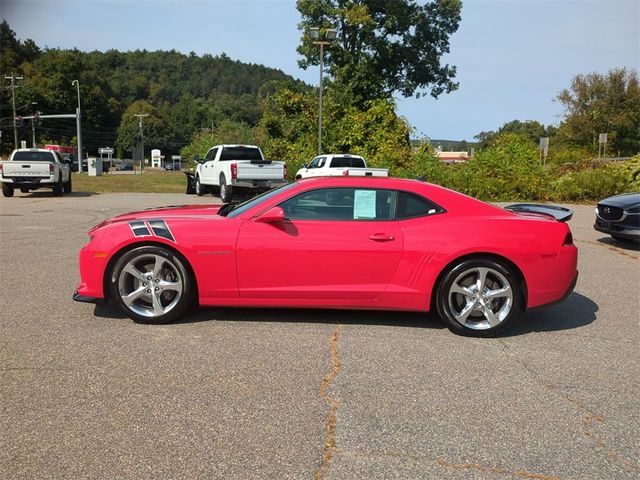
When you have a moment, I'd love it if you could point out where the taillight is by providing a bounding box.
[283,164,288,178]
[563,232,573,246]
[0,163,3,174]
[342,169,349,176]
[230,163,237,180]
[49,163,55,175]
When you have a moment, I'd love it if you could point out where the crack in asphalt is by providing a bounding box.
[436,458,561,479]
[498,340,640,476]
[314,325,343,480]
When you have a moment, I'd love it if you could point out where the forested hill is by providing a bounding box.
[0,21,302,156]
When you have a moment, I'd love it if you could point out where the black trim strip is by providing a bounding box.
[129,220,151,237]
[148,219,175,242]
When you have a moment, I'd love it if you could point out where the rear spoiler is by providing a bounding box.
[504,203,573,222]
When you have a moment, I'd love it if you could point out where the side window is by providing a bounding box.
[395,191,444,219]
[308,156,325,169]
[280,188,395,221]
[317,157,326,168]
[205,148,218,161]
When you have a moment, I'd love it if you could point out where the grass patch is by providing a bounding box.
[72,171,189,193]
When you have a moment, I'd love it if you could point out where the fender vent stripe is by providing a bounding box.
[129,220,150,237]
[148,220,175,242]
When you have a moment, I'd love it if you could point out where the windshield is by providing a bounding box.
[12,151,56,162]
[223,182,297,218]
[219,146,263,161]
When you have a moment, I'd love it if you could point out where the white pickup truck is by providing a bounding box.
[194,144,287,203]
[294,154,389,180]
[1,148,72,197]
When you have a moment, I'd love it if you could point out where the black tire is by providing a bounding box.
[53,175,63,196]
[64,174,72,194]
[20,187,30,194]
[2,183,14,198]
[110,245,195,324]
[219,175,232,203]
[435,258,522,337]
[195,175,204,196]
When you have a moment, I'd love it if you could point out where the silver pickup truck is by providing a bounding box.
[1,149,72,197]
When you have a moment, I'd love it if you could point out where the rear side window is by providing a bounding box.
[395,191,444,219]
[12,151,55,162]
[330,157,365,168]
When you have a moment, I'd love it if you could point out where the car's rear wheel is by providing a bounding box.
[2,183,14,197]
[110,246,195,324]
[220,175,232,203]
[64,175,72,193]
[436,258,521,337]
[53,175,63,196]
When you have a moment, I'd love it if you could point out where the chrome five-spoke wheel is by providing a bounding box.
[111,246,193,324]
[437,259,521,337]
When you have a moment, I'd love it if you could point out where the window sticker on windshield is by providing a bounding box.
[354,190,376,219]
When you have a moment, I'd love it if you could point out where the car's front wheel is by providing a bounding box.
[436,258,521,337]
[110,246,195,324]
[195,176,204,196]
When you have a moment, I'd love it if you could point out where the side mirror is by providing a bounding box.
[194,155,202,163]
[256,206,285,224]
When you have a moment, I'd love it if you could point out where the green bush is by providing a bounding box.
[550,155,640,200]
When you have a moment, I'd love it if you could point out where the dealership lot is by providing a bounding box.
[1,191,638,479]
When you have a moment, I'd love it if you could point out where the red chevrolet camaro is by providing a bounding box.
[74,177,578,337]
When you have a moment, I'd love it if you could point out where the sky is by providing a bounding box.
[2,0,639,141]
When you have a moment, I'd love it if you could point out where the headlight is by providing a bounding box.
[625,206,640,214]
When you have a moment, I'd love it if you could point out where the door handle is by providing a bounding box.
[369,233,395,242]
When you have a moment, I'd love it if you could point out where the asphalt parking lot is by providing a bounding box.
[1,190,638,479]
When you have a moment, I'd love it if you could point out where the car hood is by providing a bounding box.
[598,192,640,209]
[89,204,224,233]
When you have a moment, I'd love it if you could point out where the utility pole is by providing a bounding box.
[31,102,38,147]
[309,28,337,155]
[71,80,83,172]
[5,74,24,150]
[133,113,149,172]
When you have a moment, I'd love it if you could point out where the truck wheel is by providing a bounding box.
[195,176,204,196]
[53,176,63,196]
[2,183,14,198]
[64,175,72,194]
[220,175,232,203]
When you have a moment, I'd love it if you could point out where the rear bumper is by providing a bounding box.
[1,176,54,186]
[232,179,288,189]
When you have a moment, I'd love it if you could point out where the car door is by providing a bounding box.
[202,147,218,184]
[235,187,403,300]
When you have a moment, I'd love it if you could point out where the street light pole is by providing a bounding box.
[5,74,24,150]
[71,80,83,172]
[309,27,336,156]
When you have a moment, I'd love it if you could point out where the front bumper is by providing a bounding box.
[73,290,101,304]
[594,218,640,240]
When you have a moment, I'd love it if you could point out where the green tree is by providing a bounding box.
[556,68,640,156]
[257,82,412,178]
[296,0,461,103]
[117,100,172,155]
